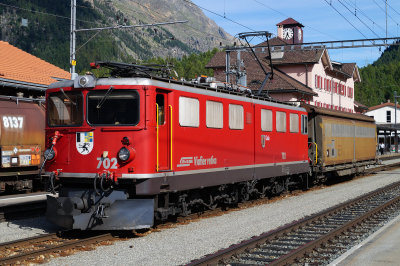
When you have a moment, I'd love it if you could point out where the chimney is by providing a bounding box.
[277,25,283,39]
[388,99,391,103]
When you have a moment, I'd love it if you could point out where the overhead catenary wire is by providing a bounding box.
[0,2,102,25]
[253,0,379,56]
[324,0,371,40]
[115,0,231,43]
[337,0,380,38]
[180,0,265,42]
[373,0,399,26]
[253,0,339,41]
[342,0,395,37]
[381,0,400,17]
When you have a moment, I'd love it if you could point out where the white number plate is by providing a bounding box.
[2,116,23,129]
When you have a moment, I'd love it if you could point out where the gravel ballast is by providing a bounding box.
[42,169,400,266]
[0,216,62,244]
[1,167,399,265]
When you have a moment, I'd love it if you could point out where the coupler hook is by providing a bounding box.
[95,204,109,218]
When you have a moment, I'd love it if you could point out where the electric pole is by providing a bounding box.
[70,0,77,80]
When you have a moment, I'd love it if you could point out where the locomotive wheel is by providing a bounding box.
[240,186,249,203]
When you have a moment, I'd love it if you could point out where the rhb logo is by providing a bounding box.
[177,157,193,167]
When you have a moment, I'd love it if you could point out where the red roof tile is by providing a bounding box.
[0,41,70,85]
[276,18,304,27]
[368,101,396,111]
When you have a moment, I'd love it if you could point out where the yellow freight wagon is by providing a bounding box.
[302,104,376,181]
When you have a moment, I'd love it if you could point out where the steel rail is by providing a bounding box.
[0,232,112,265]
[0,233,58,251]
[185,181,400,266]
[268,187,400,265]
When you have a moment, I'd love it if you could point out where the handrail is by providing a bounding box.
[156,103,159,172]
[308,142,318,165]
[169,105,173,170]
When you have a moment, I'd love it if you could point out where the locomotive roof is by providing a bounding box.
[301,103,375,123]
[49,75,307,112]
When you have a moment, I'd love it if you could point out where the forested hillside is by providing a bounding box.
[0,0,233,74]
[355,42,400,107]
[81,48,220,80]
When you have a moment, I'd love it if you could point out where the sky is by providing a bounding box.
[190,0,400,68]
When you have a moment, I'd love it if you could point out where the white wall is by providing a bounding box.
[366,106,400,124]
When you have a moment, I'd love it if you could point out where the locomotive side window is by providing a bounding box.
[261,109,272,132]
[301,115,308,134]
[179,96,199,127]
[290,113,299,133]
[156,94,165,125]
[206,101,223,129]
[276,111,286,132]
[229,104,244,130]
[48,91,83,126]
[87,90,139,125]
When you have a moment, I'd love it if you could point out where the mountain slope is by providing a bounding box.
[0,0,234,72]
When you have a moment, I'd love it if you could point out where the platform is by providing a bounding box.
[0,192,56,207]
[329,211,400,266]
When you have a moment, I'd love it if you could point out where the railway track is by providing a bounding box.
[0,231,132,265]
[0,158,399,265]
[185,181,400,266]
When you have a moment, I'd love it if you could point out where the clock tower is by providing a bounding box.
[277,18,304,44]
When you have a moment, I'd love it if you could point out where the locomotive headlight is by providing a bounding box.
[44,147,56,161]
[79,76,89,87]
[118,147,136,163]
[118,147,130,161]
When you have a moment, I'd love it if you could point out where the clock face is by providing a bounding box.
[283,28,293,40]
[298,29,302,40]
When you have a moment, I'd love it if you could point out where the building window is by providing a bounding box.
[179,96,199,127]
[229,104,244,130]
[206,101,223,128]
[315,75,317,88]
[387,110,391,123]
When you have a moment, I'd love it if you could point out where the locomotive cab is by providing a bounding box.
[45,75,161,230]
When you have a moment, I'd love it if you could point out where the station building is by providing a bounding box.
[365,100,400,150]
[206,18,361,113]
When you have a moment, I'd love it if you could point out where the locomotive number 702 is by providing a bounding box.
[96,157,118,169]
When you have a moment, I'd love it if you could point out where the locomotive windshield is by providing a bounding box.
[48,91,83,126]
[87,90,139,125]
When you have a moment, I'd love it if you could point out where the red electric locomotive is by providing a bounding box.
[45,62,309,230]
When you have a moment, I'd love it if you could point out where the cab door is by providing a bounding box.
[156,92,171,171]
